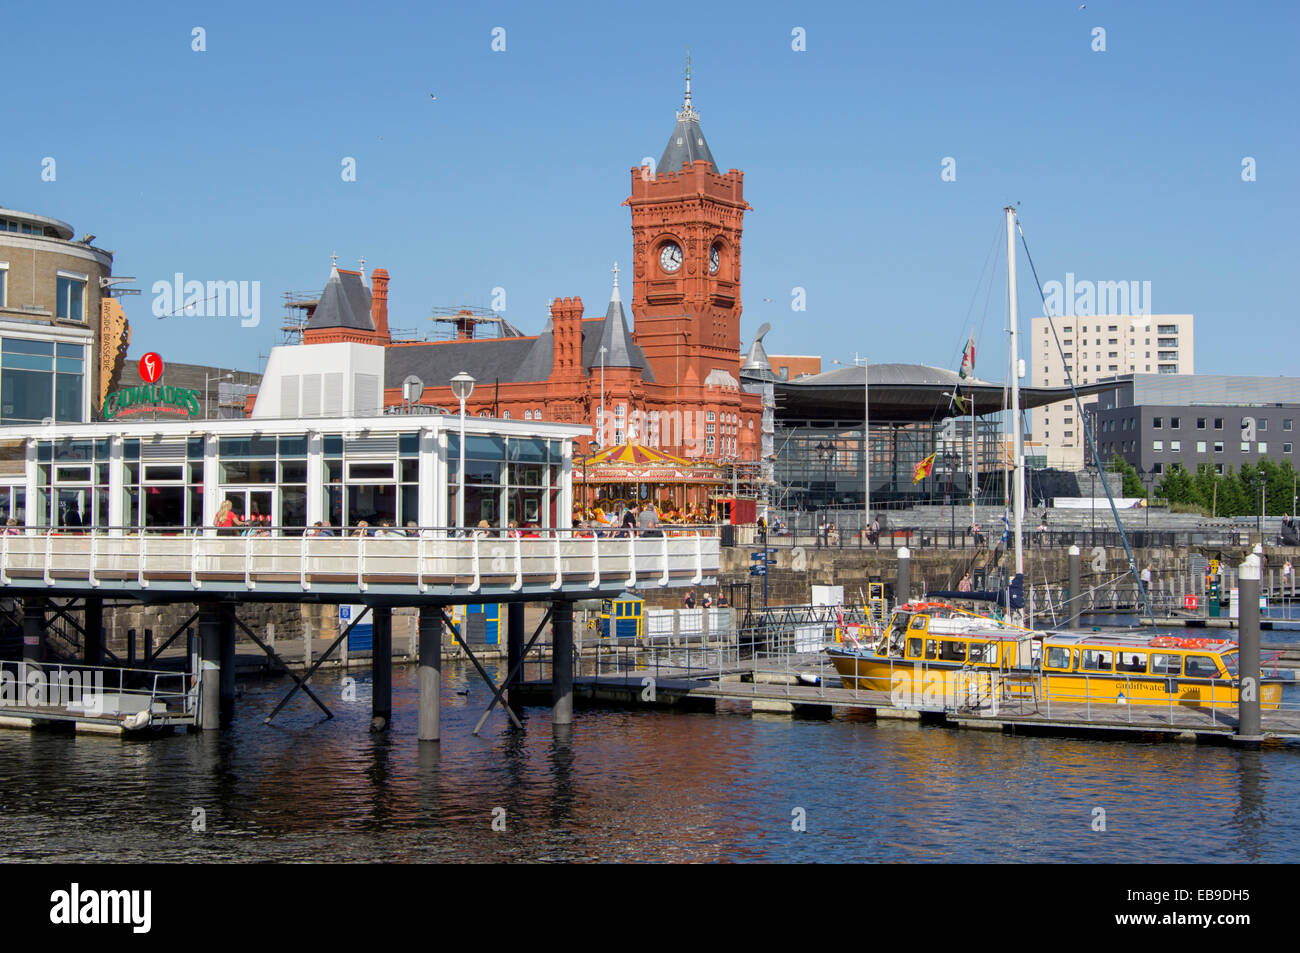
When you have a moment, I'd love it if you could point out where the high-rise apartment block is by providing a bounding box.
[1030,314,1193,468]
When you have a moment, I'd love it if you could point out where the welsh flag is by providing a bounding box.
[959,334,976,379]
[913,452,937,484]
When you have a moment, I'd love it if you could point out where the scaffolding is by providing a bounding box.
[429,306,524,341]
[280,291,318,345]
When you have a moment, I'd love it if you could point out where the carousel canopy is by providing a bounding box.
[578,442,724,484]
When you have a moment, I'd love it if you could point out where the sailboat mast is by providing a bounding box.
[970,391,976,528]
[1005,205,1024,578]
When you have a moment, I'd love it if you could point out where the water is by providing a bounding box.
[0,661,1295,862]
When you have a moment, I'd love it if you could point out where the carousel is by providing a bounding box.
[574,440,725,524]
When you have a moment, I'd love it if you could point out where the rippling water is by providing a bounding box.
[0,661,1296,862]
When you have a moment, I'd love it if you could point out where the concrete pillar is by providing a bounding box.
[218,603,236,720]
[83,597,103,667]
[507,601,525,707]
[896,547,911,607]
[199,604,221,731]
[21,597,44,663]
[552,600,574,726]
[1068,545,1081,630]
[417,605,442,742]
[371,605,392,732]
[1237,553,1263,743]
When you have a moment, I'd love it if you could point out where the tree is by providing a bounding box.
[1156,463,1194,505]
[1110,453,1146,498]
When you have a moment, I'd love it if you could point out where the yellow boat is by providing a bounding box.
[827,601,1284,711]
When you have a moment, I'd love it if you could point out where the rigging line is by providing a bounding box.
[949,221,1004,371]
[1015,217,1156,627]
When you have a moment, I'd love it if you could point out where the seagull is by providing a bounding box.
[430,93,437,100]
[1078,3,1086,8]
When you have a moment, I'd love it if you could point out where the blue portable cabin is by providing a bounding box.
[600,592,644,640]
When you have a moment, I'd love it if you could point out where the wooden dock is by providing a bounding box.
[516,663,1300,744]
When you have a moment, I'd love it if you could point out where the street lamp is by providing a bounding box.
[449,371,476,530]
[204,372,233,420]
[833,358,870,539]
[597,345,607,448]
[814,439,835,546]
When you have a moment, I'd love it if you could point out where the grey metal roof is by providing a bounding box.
[758,362,1122,423]
[307,268,373,332]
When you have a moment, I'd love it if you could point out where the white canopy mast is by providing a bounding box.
[1005,206,1025,595]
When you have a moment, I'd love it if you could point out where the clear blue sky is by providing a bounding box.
[4,0,1296,379]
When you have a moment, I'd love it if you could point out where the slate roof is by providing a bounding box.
[385,337,537,392]
[584,278,654,380]
[659,108,716,174]
[306,268,374,332]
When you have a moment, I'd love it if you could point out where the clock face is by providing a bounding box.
[659,242,683,273]
[709,245,720,274]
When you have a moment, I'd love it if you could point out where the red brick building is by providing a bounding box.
[300,73,762,463]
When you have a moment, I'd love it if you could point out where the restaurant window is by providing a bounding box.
[56,273,87,321]
[1,339,85,424]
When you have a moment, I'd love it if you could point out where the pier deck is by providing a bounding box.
[518,661,1300,743]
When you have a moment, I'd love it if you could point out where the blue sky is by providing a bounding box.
[4,0,1296,379]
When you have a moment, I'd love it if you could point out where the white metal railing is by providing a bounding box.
[0,658,195,726]
[0,526,721,593]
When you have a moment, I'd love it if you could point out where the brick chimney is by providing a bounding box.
[370,268,391,344]
[550,296,584,382]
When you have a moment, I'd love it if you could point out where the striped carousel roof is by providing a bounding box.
[579,442,724,484]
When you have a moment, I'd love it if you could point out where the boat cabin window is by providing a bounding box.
[924,640,939,661]
[1150,653,1180,675]
[909,615,928,632]
[907,638,923,659]
[1221,652,1239,677]
[1184,655,1222,679]
[938,640,967,662]
[1116,652,1147,674]
[1080,649,1114,673]
[1045,646,1072,670]
[968,641,996,664]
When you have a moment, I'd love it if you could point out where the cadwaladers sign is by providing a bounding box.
[101,383,202,419]
[99,352,201,419]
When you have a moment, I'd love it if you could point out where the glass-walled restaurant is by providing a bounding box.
[0,416,581,534]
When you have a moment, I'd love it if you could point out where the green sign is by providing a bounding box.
[101,383,201,420]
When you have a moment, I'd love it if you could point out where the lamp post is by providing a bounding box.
[597,345,607,448]
[449,371,476,530]
[204,372,232,420]
[814,439,835,546]
[833,358,871,541]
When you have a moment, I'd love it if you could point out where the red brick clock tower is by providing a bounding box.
[626,61,751,390]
